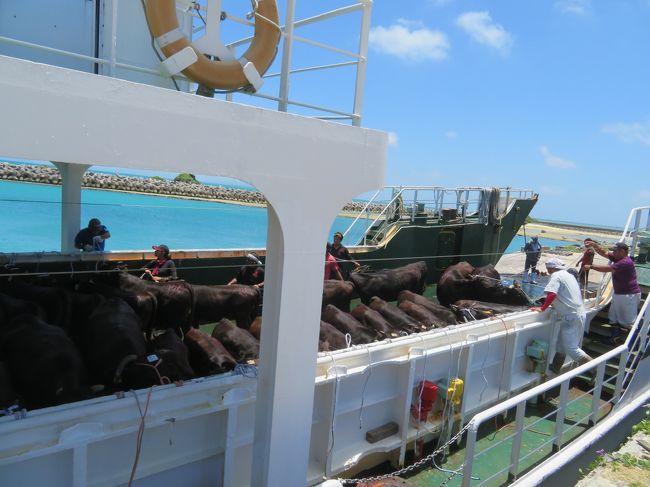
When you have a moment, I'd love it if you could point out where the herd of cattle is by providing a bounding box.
[0,260,536,412]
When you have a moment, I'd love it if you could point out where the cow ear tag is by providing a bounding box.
[147,354,159,363]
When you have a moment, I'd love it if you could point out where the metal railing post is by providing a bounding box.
[552,380,570,452]
[507,401,526,482]
[613,350,629,404]
[589,362,606,426]
[462,424,479,487]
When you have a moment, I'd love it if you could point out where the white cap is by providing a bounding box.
[545,258,566,269]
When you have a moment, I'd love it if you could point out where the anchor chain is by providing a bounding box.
[338,420,474,485]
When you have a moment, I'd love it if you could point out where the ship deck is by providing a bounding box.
[405,385,611,486]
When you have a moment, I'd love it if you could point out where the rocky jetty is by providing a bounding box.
[0,162,382,212]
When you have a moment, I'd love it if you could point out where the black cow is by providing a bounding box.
[349,261,427,304]
[76,297,157,389]
[437,262,532,307]
[184,328,237,376]
[0,313,86,409]
[322,280,357,312]
[150,328,195,381]
[451,300,529,322]
[397,290,457,324]
[211,319,260,363]
[0,291,46,322]
[191,284,260,330]
[321,304,377,345]
[1,283,72,332]
[368,297,423,333]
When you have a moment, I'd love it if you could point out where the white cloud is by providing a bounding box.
[539,146,576,169]
[444,130,458,139]
[602,120,650,146]
[554,0,592,16]
[369,20,450,62]
[456,11,513,53]
[387,132,399,147]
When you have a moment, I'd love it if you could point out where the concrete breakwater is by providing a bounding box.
[0,162,379,213]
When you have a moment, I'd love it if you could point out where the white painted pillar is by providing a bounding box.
[52,162,89,252]
[252,204,332,485]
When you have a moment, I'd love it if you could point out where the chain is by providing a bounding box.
[338,419,474,485]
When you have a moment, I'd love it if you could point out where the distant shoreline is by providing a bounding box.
[0,162,377,214]
[517,221,620,245]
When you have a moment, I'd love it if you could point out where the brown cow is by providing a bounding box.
[249,316,262,340]
[319,321,348,352]
[321,305,377,345]
[184,328,237,376]
[191,284,260,330]
[368,297,423,333]
[211,319,260,363]
[349,261,427,304]
[351,304,398,338]
[398,300,447,329]
[452,300,529,322]
[397,290,457,325]
[437,262,532,307]
[322,280,357,312]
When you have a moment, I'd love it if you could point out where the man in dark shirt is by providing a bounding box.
[327,232,360,270]
[74,218,111,251]
[228,253,265,288]
[583,241,641,330]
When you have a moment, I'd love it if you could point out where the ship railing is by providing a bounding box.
[620,206,650,261]
[461,295,650,486]
[0,0,372,126]
[342,186,536,246]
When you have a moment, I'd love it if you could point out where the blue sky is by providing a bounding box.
[3,0,649,228]
[362,0,650,227]
[187,0,650,227]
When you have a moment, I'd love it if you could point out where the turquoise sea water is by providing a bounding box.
[0,180,580,255]
[0,181,364,252]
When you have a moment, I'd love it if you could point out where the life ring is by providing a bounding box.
[144,0,281,90]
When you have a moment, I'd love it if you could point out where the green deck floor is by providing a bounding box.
[401,385,612,486]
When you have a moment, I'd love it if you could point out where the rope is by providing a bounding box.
[358,346,372,430]
[133,359,171,386]
[128,386,155,487]
[234,363,258,378]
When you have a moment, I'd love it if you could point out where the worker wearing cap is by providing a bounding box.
[327,231,360,270]
[228,253,265,288]
[583,241,641,332]
[531,258,593,374]
[143,244,177,282]
[523,236,542,284]
[74,218,111,251]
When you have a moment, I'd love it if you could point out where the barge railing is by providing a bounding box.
[342,186,536,246]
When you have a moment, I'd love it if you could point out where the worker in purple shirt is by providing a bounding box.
[583,241,641,337]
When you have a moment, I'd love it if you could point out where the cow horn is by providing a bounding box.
[114,354,138,384]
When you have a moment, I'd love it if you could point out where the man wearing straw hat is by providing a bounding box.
[531,258,593,374]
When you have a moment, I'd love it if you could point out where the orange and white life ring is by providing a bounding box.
[144,0,281,90]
